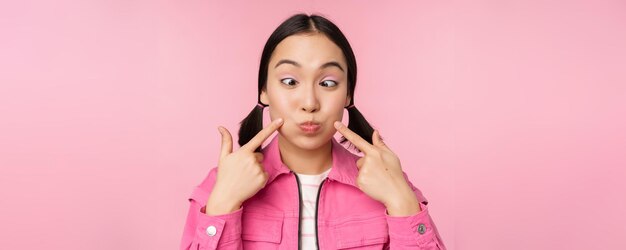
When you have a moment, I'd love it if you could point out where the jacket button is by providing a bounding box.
[206,225,217,236]
[417,223,426,234]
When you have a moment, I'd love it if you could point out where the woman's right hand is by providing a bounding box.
[205,118,284,215]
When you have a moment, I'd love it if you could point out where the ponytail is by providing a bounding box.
[237,103,267,153]
[339,105,375,154]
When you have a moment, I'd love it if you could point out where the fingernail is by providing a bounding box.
[334,121,343,129]
[276,118,283,124]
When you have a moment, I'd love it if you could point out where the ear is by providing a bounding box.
[260,89,269,105]
[345,95,352,107]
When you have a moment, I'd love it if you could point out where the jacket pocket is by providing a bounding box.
[241,207,284,244]
[333,212,389,249]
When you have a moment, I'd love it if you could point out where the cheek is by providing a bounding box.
[272,96,293,110]
[267,93,293,119]
[322,95,348,118]
[327,90,348,108]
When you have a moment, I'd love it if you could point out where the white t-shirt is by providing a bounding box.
[295,167,332,250]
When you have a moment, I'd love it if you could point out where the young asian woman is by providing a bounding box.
[180,13,446,250]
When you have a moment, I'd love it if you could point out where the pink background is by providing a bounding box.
[1,0,625,249]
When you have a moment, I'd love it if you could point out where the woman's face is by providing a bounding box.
[261,32,351,150]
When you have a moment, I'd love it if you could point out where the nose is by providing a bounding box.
[300,83,320,113]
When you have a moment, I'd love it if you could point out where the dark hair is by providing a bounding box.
[238,13,375,153]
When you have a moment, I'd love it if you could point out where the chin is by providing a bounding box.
[282,130,333,150]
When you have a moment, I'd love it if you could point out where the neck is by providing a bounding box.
[277,134,333,175]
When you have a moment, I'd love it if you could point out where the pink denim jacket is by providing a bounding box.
[180,135,447,249]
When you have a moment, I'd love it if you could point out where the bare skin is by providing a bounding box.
[206,118,283,215]
[334,121,421,216]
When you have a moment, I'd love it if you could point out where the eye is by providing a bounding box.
[280,78,298,86]
[320,80,338,87]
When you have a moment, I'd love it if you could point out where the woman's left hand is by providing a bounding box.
[334,121,421,216]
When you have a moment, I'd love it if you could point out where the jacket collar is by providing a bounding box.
[261,135,360,188]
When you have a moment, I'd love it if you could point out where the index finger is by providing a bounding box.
[241,118,284,151]
[333,121,376,154]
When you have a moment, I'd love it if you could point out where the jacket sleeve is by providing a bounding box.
[180,167,244,250]
[384,171,447,250]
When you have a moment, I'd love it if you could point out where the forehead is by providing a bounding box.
[270,33,346,69]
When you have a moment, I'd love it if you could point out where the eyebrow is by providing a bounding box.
[274,59,345,72]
